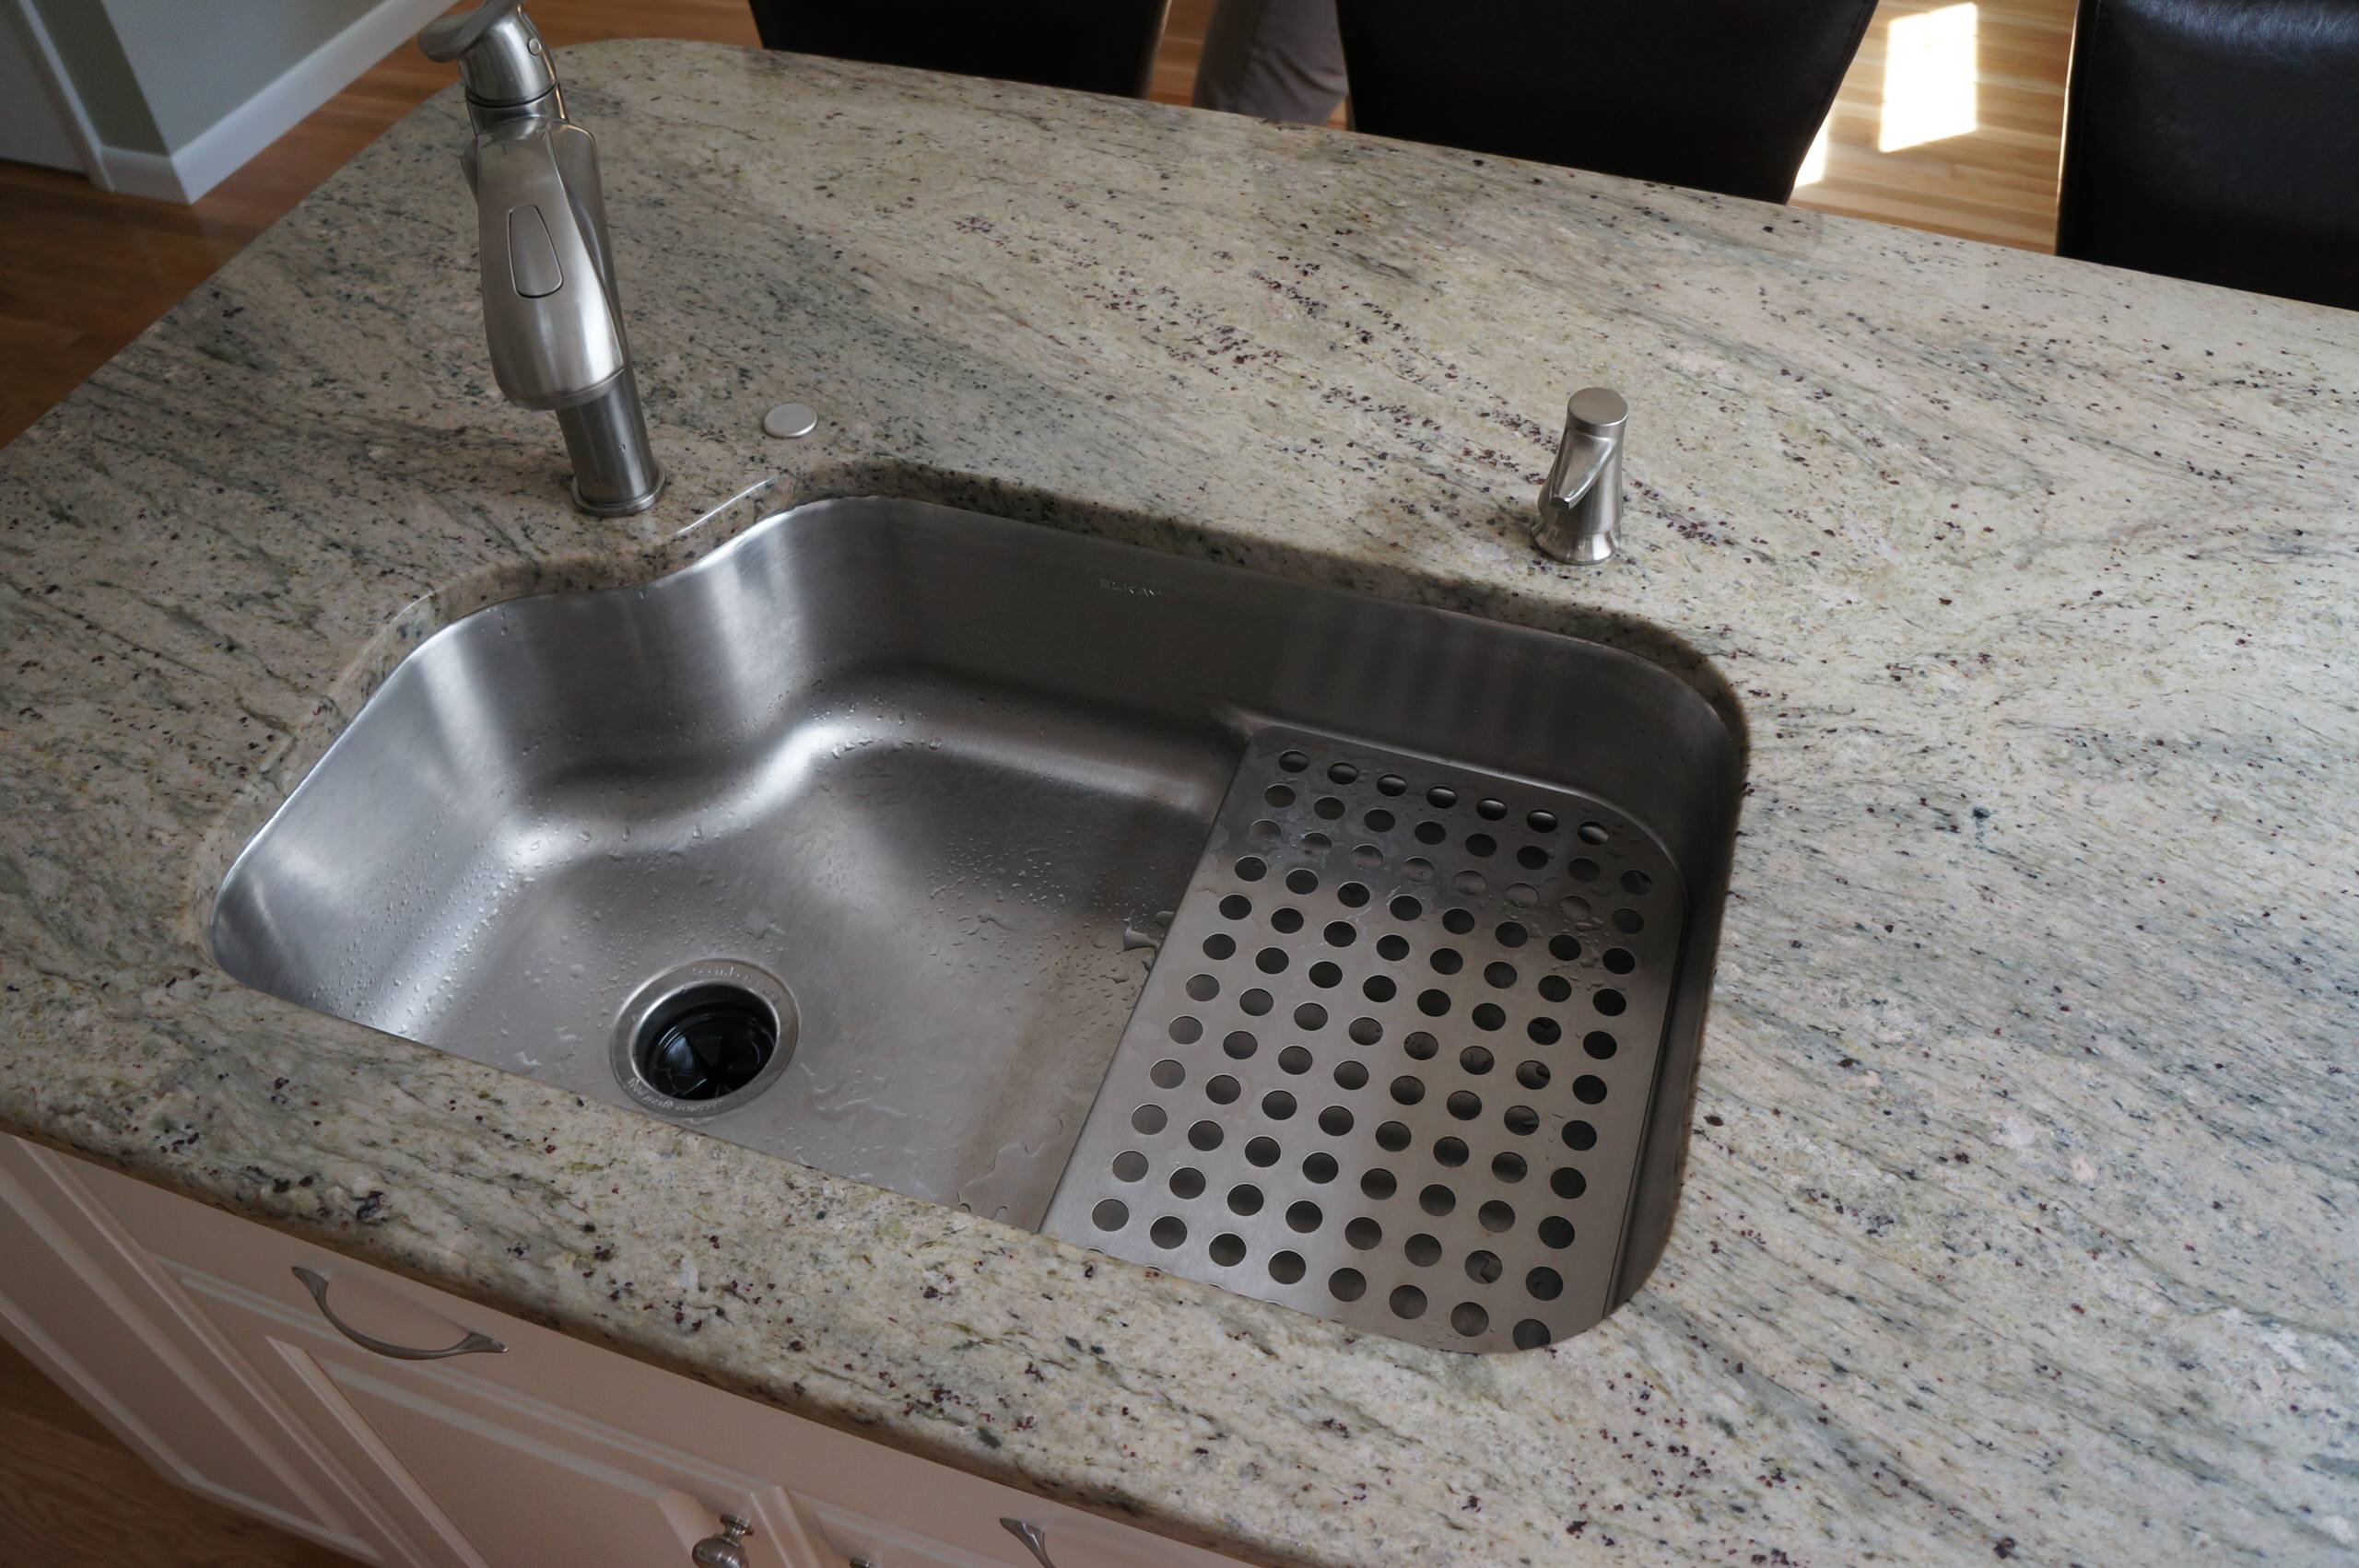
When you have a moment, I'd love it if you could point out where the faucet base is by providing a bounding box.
[1532,525,1616,565]
[557,369,665,516]
[569,467,666,518]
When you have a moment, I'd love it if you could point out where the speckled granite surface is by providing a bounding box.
[2,41,2353,1566]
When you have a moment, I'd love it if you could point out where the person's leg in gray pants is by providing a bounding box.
[1191,0,1348,123]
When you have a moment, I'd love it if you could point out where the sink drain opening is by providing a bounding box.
[611,960,796,1117]
[636,984,775,1099]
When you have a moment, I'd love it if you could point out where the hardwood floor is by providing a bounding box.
[1795,0,2074,250]
[0,1337,356,1568]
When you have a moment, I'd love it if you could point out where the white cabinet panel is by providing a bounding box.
[158,1262,824,1568]
[802,1498,989,1568]
[19,1140,1244,1568]
[792,1474,1236,1568]
[0,1139,412,1565]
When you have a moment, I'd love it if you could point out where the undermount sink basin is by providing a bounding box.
[214,496,1742,1352]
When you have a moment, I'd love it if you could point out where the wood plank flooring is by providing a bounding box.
[1796,0,2074,250]
[0,1337,355,1568]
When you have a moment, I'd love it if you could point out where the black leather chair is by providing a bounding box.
[745,0,1172,98]
[1332,0,1876,201]
[2056,0,2359,311]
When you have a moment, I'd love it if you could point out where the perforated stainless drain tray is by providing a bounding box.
[1045,726,1697,1353]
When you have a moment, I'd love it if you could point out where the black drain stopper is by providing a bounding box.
[634,986,776,1101]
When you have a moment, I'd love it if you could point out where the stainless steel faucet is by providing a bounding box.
[1532,388,1627,562]
[418,0,663,515]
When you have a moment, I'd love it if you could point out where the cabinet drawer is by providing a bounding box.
[802,1494,1228,1568]
[59,1151,1240,1568]
[170,1266,815,1568]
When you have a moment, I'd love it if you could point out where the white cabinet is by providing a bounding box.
[0,1137,1241,1568]
[161,1266,816,1568]
[0,1139,412,1564]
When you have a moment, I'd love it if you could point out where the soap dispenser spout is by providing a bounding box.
[1532,388,1627,563]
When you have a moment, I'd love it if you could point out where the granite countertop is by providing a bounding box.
[2,41,2353,1567]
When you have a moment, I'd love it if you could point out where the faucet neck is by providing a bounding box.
[466,85,564,137]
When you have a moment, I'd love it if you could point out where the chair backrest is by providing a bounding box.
[1332,0,1875,201]
[2056,0,2359,310]
[746,0,1172,98]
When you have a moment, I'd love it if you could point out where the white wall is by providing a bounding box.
[6,0,452,202]
[100,0,384,151]
[21,0,175,156]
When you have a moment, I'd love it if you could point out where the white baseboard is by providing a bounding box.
[88,146,183,202]
[90,0,451,204]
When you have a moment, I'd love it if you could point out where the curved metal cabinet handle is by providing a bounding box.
[290,1267,507,1361]
[999,1518,1058,1567]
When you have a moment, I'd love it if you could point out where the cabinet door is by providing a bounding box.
[53,1142,1239,1568]
[790,1478,1233,1568]
[159,1262,824,1568]
[0,1139,414,1564]
[796,1496,1152,1568]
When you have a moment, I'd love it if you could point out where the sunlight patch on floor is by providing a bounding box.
[1880,3,1980,152]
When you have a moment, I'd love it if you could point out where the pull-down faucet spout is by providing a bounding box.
[417,0,663,515]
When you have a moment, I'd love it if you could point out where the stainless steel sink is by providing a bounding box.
[214,496,1741,1351]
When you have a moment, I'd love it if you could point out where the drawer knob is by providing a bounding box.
[999,1518,1059,1567]
[690,1515,753,1568]
[291,1267,506,1360]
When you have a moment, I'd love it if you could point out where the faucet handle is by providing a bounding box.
[418,0,523,61]
[420,0,555,106]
